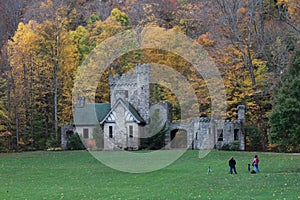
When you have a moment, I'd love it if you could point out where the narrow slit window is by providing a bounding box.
[217,129,223,141]
[83,128,89,139]
[234,129,239,140]
[109,126,113,138]
[129,125,133,138]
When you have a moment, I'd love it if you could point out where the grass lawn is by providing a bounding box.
[0,150,299,200]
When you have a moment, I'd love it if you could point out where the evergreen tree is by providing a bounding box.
[269,50,300,152]
[141,108,168,150]
[0,75,7,131]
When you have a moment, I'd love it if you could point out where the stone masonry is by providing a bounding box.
[63,64,245,150]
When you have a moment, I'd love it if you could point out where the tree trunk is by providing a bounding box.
[30,61,34,149]
[54,62,58,143]
[54,33,60,143]
[10,70,19,151]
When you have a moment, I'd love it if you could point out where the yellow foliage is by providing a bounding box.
[239,7,247,14]
[111,8,129,26]
[0,131,12,137]
[197,32,215,47]
[172,26,185,34]
[47,147,62,151]
[287,0,300,24]
[40,0,53,9]
[18,138,25,145]
[277,0,289,6]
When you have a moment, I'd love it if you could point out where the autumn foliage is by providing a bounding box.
[0,0,299,151]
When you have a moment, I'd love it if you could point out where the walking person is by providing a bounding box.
[252,155,260,173]
[229,157,237,174]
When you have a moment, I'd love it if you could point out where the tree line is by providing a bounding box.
[0,0,299,152]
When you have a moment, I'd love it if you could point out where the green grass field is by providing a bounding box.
[0,150,299,200]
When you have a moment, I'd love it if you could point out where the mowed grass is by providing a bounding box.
[0,150,299,200]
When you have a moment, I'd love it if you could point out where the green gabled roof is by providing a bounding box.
[127,102,145,124]
[74,103,111,125]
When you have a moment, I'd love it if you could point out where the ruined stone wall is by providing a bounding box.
[169,105,246,150]
[191,118,209,150]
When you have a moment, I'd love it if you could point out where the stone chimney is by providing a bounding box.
[76,96,85,108]
[237,105,245,122]
[237,105,245,150]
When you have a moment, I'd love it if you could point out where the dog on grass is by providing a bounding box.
[207,166,212,174]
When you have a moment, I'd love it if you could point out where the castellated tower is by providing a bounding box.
[136,64,150,122]
[109,64,150,122]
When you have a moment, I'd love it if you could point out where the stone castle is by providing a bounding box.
[62,64,245,150]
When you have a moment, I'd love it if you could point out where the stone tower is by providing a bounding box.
[109,64,150,122]
[136,64,150,122]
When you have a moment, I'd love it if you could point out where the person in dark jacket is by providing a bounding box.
[229,157,237,174]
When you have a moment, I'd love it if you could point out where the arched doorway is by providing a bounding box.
[170,129,187,148]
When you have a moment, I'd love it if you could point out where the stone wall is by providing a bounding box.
[168,105,245,150]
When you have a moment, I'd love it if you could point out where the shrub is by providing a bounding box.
[245,125,261,151]
[46,138,60,149]
[221,141,240,151]
[93,127,104,150]
[141,109,168,150]
[67,133,85,150]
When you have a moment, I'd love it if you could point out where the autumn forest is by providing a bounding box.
[0,0,299,152]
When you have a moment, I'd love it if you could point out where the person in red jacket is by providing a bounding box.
[252,155,260,173]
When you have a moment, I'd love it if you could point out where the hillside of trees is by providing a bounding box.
[0,0,299,152]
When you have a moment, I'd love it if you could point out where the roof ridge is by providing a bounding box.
[100,98,145,124]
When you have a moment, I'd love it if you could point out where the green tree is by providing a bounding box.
[33,0,78,144]
[141,108,168,150]
[8,21,39,150]
[93,127,104,150]
[269,50,300,152]
[0,75,8,132]
[7,1,79,149]
[67,133,85,150]
[74,9,131,104]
